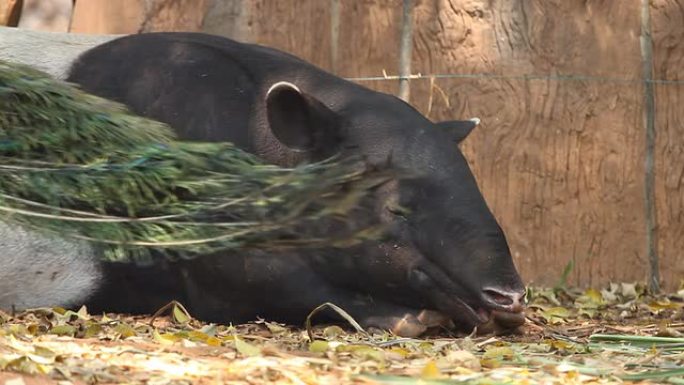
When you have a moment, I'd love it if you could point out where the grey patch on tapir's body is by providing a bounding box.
[0,222,102,311]
[0,27,109,312]
[0,26,117,79]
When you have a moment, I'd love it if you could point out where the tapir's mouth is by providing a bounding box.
[409,265,526,333]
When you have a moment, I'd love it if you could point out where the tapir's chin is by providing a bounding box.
[474,309,527,335]
[408,267,486,328]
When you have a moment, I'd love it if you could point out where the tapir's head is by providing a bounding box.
[264,82,526,335]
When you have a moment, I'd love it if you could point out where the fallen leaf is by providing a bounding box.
[172,305,191,324]
[309,340,329,353]
[234,336,261,357]
[443,349,481,370]
[49,325,75,337]
[420,360,441,379]
[113,323,137,338]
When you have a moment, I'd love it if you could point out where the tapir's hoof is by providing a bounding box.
[363,310,454,337]
[391,314,429,337]
[417,309,455,329]
[362,314,425,337]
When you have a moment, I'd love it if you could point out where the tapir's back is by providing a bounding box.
[67,32,343,148]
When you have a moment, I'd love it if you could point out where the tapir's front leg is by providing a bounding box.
[175,251,454,337]
[89,250,454,337]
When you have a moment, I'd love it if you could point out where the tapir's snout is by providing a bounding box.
[407,257,528,335]
[477,286,527,333]
[481,286,526,313]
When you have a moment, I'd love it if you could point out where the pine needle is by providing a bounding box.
[0,60,394,263]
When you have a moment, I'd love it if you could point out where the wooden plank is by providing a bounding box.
[15,0,71,32]
[335,0,402,95]
[201,0,251,41]
[241,0,332,70]
[651,0,684,290]
[410,0,647,288]
[398,0,414,101]
[70,0,209,34]
[0,0,22,27]
[70,0,143,34]
[640,0,659,293]
[236,0,402,96]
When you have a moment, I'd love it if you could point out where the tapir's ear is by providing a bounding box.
[266,81,341,153]
[435,117,480,144]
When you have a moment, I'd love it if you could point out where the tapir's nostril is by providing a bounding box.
[482,288,525,312]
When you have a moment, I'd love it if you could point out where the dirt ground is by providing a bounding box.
[0,283,682,385]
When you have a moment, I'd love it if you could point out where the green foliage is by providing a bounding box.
[0,60,392,263]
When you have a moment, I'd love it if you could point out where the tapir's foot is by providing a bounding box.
[361,309,454,337]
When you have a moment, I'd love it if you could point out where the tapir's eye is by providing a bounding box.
[386,203,411,219]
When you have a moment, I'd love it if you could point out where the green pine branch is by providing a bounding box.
[0,60,393,263]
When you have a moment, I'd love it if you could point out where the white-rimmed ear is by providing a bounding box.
[265,81,341,153]
[267,81,301,96]
[435,117,480,144]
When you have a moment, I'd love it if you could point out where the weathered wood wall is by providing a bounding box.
[49,0,684,289]
[410,1,649,290]
[651,0,684,290]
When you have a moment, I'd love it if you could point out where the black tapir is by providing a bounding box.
[9,32,527,337]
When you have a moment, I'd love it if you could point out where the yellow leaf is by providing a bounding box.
[5,356,46,375]
[26,325,38,335]
[323,325,346,338]
[581,288,604,305]
[8,325,29,337]
[541,307,571,324]
[234,336,261,357]
[172,305,191,324]
[648,300,681,311]
[187,330,210,343]
[309,340,330,353]
[265,322,288,335]
[387,347,410,358]
[421,360,441,379]
[32,346,56,359]
[548,340,577,352]
[84,323,103,338]
[578,308,598,318]
[483,346,515,360]
[480,358,501,369]
[51,307,67,315]
[49,325,76,337]
[153,330,178,346]
[338,345,385,362]
[113,323,137,338]
[205,336,222,347]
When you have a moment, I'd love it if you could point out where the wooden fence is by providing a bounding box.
[6,0,684,290]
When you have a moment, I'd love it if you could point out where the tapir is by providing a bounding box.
[1,31,526,337]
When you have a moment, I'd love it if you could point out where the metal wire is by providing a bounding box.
[346,72,684,85]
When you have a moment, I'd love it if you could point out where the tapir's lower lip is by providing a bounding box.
[432,285,489,325]
[409,267,487,327]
